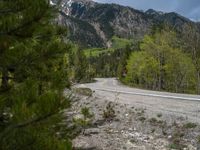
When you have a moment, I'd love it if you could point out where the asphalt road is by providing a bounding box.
[78,78,200,123]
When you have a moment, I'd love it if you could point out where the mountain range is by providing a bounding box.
[54,0,200,48]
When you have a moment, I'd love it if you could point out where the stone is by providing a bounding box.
[84,128,100,135]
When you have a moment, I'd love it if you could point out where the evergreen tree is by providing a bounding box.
[67,46,93,83]
[0,0,72,149]
[117,44,136,80]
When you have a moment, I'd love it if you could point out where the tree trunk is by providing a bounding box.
[1,69,9,91]
[197,71,200,95]
[38,82,43,95]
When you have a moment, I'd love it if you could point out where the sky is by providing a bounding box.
[94,0,200,21]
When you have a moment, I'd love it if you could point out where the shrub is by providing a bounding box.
[81,107,94,120]
[73,107,94,134]
[157,113,162,118]
[103,102,116,121]
[138,116,146,122]
[183,122,197,129]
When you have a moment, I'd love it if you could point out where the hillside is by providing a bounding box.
[55,0,200,48]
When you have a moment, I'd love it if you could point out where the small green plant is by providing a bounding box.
[135,108,145,116]
[103,102,116,121]
[197,135,200,144]
[169,143,178,149]
[149,117,164,126]
[138,116,146,122]
[183,122,197,129]
[157,113,162,118]
[129,139,136,144]
[168,140,186,150]
[141,109,145,114]
[151,129,155,133]
[173,131,185,139]
[73,107,94,134]
[81,107,94,120]
[149,118,158,124]
[168,129,186,150]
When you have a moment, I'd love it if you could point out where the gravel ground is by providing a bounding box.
[77,78,200,124]
[63,90,200,150]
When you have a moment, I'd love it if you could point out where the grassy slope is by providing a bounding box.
[84,48,114,57]
[84,36,132,58]
[111,36,132,49]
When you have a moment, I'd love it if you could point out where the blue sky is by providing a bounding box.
[94,0,200,21]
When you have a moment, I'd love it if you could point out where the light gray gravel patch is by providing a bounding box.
[66,90,199,150]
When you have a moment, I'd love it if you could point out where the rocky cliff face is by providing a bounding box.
[56,0,200,48]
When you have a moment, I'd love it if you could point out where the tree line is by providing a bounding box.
[119,27,200,94]
[86,26,200,95]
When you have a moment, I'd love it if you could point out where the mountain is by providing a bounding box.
[55,0,200,48]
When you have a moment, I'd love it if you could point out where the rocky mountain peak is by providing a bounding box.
[145,9,164,16]
[57,0,200,48]
[60,0,95,16]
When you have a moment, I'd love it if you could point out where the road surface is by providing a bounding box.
[78,78,200,123]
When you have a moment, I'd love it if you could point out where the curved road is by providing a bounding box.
[78,78,200,123]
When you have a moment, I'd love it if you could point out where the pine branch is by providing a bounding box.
[15,112,55,128]
[0,7,27,14]
[0,10,48,37]
[0,111,58,140]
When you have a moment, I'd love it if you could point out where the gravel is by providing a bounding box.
[63,90,200,150]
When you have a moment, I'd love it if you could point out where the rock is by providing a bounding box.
[143,140,148,143]
[128,133,135,137]
[197,143,200,150]
[84,128,100,135]
[128,128,133,131]
[135,132,141,137]
[73,137,96,150]
[126,140,146,150]
[168,135,172,139]
[187,144,196,150]
[74,114,84,120]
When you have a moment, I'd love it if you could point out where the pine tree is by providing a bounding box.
[117,45,132,79]
[67,46,92,83]
[0,0,72,149]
